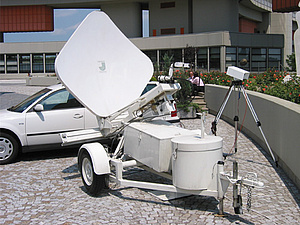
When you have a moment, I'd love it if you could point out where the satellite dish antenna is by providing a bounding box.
[55,11,153,117]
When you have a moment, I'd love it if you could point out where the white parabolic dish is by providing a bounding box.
[55,11,154,117]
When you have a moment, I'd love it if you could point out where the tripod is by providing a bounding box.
[211,80,277,164]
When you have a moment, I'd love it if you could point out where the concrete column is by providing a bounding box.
[220,46,226,72]
[207,48,210,73]
[269,12,293,68]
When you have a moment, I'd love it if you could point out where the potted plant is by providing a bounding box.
[173,71,199,118]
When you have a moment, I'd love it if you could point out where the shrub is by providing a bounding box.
[199,69,299,104]
[154,67,299,105]
[172,69,200,112]
[286,52,296,72]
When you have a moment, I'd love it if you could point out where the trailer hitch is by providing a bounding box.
[220,160,264,214]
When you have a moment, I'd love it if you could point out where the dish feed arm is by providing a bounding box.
[97,82,181,137]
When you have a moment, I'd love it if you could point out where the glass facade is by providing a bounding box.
[225,47,281,72]
[19,54,31,73]
[6,54,18,73]
[184,47,195,66]
[159,49,182,70]
[0,53,58,75]
[225,47,237,67]
[143,50,157,68]
[0,47,283,76]
[238,47,250,70]
[251,48,266,72]
[45,54,56,73]
[268,48,281,70]
[197,48,208,71]
[32,54,44,73]
[0,54,4,74]
[209,47,220,71]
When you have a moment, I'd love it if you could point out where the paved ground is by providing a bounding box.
[0,80,300,224]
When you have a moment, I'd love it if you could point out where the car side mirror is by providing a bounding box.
[33,104,44,112]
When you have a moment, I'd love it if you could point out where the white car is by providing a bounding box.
[0,84,99,164]
[0,83,179,164]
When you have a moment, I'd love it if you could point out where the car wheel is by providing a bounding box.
[0,132,20,165]
[79,152,107,196]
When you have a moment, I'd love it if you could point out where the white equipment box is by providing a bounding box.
[124,120,200,173]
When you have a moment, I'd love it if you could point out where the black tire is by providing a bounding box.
[79,152,107,196]
[0,132,20,165]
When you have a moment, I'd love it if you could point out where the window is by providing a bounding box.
[160,49,177,70]
[19,54,31,73]
[184,47,195,66]
[161,2,175,8]
[9,88,50,113]
[0,54,4,74]
[6,54,18,73]
[238,47,250,70]
[226,47,237,68]
[268,48,281,70]
[171,49,183,62]
[209,47,220,71]
[143,50,157,67]
[161,28,176,35]
[251,48,266,72]
[197,48,208,70]
[39,89,83,111]
[45,53,56,73]
[32,54,44,73]
[142,10,149,37]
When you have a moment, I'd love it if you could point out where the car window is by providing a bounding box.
[8,88,50,113]
[38,89,83,111]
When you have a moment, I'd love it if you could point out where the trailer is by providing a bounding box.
[55,11,263,215]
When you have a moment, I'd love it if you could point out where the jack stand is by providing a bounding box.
[233,161,243,214]
[234,115,239,153]
[215,198,227,217]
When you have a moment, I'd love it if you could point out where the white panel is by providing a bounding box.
[55,11,153,117]
[124,121,201,172]
[295,11,300,74]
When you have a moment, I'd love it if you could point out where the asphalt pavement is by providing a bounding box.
[0,80,299,224]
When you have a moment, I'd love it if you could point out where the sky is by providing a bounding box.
[4,9,149,43]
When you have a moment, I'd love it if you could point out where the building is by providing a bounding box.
[0,0,299,79]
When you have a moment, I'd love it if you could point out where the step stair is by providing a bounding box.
[192,92,208,111]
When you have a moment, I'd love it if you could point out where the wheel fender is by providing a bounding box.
[78,142,110,175]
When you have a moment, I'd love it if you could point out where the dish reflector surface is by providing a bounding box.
[55,11,153,117]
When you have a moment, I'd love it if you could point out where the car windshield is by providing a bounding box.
[8,88,51,113]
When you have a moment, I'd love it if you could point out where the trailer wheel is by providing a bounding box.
[79,152,106,196]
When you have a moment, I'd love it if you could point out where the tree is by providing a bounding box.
[162,53,173,75]
[184,45,196,67]
[286,52,296,72]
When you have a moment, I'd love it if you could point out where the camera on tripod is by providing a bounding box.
[227,66,250,81]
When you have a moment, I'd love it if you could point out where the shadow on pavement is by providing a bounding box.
[19,147,78,162]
